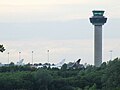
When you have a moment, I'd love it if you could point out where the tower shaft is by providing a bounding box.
[94,25,102,67]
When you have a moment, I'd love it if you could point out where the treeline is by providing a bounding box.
[0,58,120,90]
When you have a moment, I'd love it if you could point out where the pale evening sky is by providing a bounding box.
[0,0,120,65]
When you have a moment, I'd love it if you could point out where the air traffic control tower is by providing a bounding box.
[89,10,107,67]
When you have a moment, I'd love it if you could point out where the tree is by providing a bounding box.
[34,69,53,90]
[0,45,5,52]
[9,62,14,66]
[89,83,97,90]
[102,58,120,89]
[61,63,67,70]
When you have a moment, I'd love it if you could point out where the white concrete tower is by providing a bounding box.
[90,10,107,67]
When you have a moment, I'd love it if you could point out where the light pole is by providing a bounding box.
[47,50,49,64]
[32,51,34,65]
[19,52,21,61]
[109,50,113,60]
[7,52,9,64]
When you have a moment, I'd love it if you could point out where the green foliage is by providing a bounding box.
[101,58,120,89]
[9,62,14,66]
[0,65,37,72]
[89,83,97,90]
[61,63,67,70]
[0,71,34,90]
[34,69,53,90]
[0,58,120,90]
[0,45,5,52]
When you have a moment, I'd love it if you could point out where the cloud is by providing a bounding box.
[0,0,120,22]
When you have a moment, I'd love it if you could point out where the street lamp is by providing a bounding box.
[47,50,49,64]
[19,52,21,61]
[32,51,34,65]
[7,52,9,64]
[109,50,113,60]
